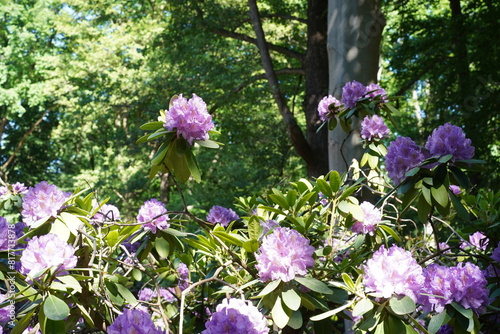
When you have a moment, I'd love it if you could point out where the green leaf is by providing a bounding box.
[310,301,353,321]
[431,184,449,209]
[155,237,170,258]
[328,170,341,192]
[269,192,290,209]
[341,273,356,291]
[43,295,70,321]
[328,117,337,131]
[316,178,333,198]
[272,296,290,329]
[56,275,82,293]
[417,193,432,224]
[151,141,169,166]
[384,314,407,334]
[256,279,281,298]
[352,298,374,317]
[140,121,165,130]
[282,287,301,311]
[247,216,261,240]
[44,319,66,334]
[243,239,259,253]
[378,225,402,243]
[115,283,138,306]
[212,231,244,247]
[185,149,201,182]
[196,140,220,148]
[294,277,332,294]
[389,295,416,315]
[449,192,469,220]
[428,311,447,334]
[288,310,303,329]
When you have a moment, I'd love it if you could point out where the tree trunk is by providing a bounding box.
[327,0,385,174]
[303,0,330,177]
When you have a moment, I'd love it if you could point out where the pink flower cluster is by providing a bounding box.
[255,227,315,282]
[317,95,342,121]
[137,198,169,234]
[21,181,69,227]
[360,115,390,141]
[351,202,382,236]
[93,203,121,223]
[20,233,77,279]
[202,298,268,334]
[363,245,424,302]
[163,94,214,145]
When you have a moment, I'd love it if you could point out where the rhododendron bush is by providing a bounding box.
[0,89,499,334]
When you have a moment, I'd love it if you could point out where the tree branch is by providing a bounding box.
[247,0,314,166]
[1,110,49,173]
[212,28,304,62]
[209,68,305,115]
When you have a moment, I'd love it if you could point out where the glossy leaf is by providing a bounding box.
[43,294,70,321]
[389,295,416,315]
[272,296,290,329]
[282,287,301,311]
[294,277,332,294]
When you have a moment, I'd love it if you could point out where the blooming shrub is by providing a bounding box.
[0,91,498,334]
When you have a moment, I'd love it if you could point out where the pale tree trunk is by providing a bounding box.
[327,0,385,174]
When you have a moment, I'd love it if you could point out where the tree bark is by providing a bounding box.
[327,0,385,174]
[303,0,330,177]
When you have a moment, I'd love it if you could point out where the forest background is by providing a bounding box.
[1,0,499,220]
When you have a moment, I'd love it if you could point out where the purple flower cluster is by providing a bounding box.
[107,308,164,334]
[20,233,77,279]
[202,298,268,334]
[461,231,489,251]
[425,123,475,162]
[341,80,366,109]
[21,181,68,227]
[255,227,315,282]
[0,217,25,251]
[317,95,342,121]
[360,115,390,141]
[0,182,28,198]
[137,199,169,234]
[365,83,388,103]
[177,262,189,291]
[163,94,214,145]
[363,245,424,302]
[206,205,239,227]
[385,124,474,185]
[93,203,121,223]
[138,286,177,304]
[419,262,489,313]
[385,137,429,185]
[351,202,382,236]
